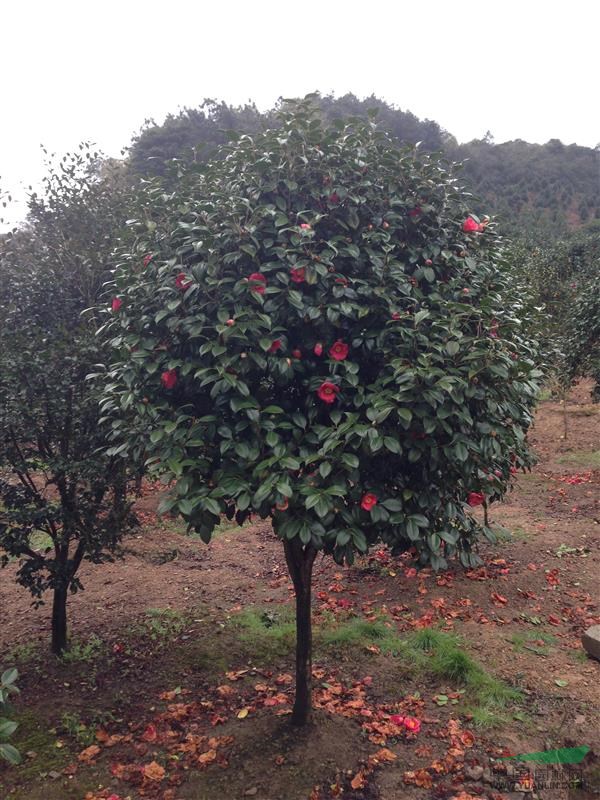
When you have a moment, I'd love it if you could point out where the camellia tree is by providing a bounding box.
[0,149,138,654]
[101,99,540,724]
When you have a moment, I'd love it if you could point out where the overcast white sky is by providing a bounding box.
[1,0,598,223]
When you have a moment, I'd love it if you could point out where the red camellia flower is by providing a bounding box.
[317,382,339,404]
[292,349,302,359]
[111,297,122,312]
[462,216,480,233]
[403,716,421,734]
[424,259,433,266]
[467,492,485,507]
[391,311,401,320]
[329,340,349,361]
[161,369,178,390]
[248,272,267,294]
[409,206,422,217]
[290,266,306,283]
[143,253,153,267]
[314,342,323,356]
[360,493,377,511]
[299,223,311,230]
[268,339,282,353]
[175,272,192,291]
[390,714,405,727]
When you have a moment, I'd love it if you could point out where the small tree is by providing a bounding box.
[0,149,137,654]
[102,100,539,724]
[566,273,600,399]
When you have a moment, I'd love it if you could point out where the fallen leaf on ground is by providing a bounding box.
[143,760,166,781]
[78,745,101,763]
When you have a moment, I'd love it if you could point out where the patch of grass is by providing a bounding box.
[59,712,96,747]
[569,649,590,664]
[321,618,404,655]
[233,608,296,660]
[557,450,600,468]
[8,710,70,783]
[5,642,38,666]
[59,710,116,747]
[538,388,553,402]
[492,524,529,544]
[402,629,521,726]
[59,635,104,664]
[510,631,556,655]
[142,608,186,642]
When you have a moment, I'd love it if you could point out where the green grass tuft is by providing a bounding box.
[558,450,600,468]
[233,608,296,660]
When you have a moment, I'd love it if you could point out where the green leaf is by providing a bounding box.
[382,499,403,512]
[204,498,222,516]
[0,719,18,738]
[262,405,284,414]
[319,462,332,479]
[0,742,21,765]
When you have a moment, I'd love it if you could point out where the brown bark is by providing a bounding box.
[283,538,317,726]
[51,584,68,655]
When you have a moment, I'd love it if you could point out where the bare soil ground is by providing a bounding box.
[1,382,599,800]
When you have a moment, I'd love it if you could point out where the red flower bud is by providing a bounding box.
[314,343,323,357]
[360,493,377,511]
[161,369,177,390]
[462,217,480,233]
[175,272,192,291]
[290,266,306,283]
[248,272,267,294]
[467,492,485,507]
[111,297,123,312]
[268,339,282,353]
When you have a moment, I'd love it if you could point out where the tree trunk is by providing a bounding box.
[283,538,317,726]
[51,584,68,656]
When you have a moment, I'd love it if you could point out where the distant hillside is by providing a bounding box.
[128,93,599,237]
[453,138,598,234]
